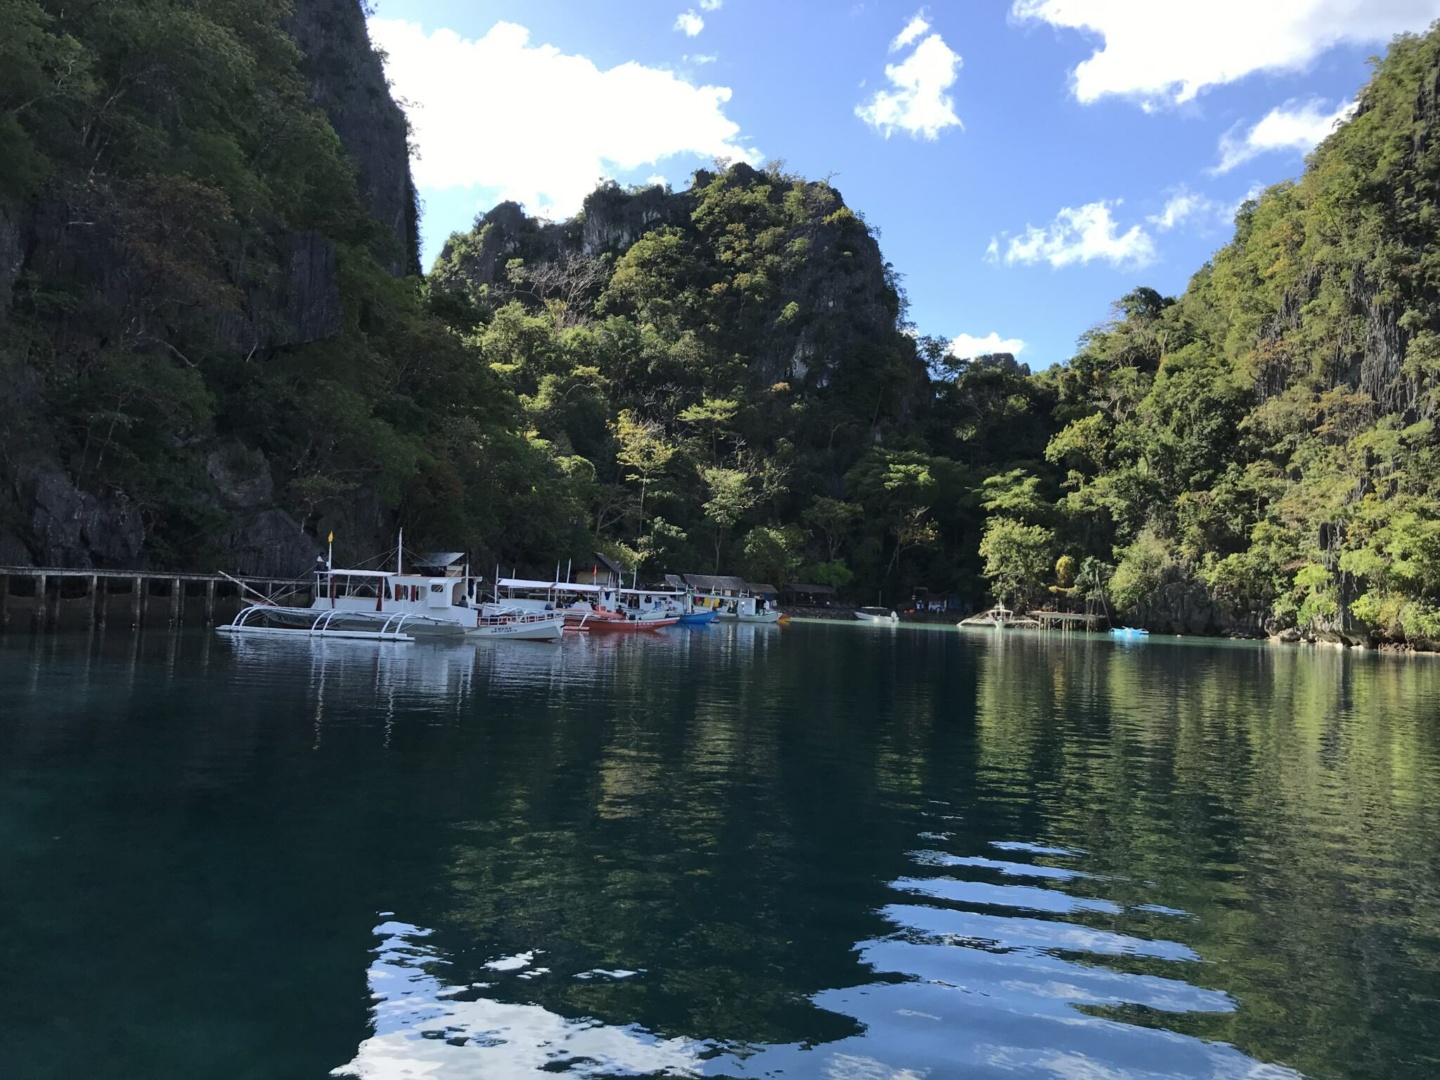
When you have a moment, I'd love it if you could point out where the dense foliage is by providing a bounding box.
[1019,27,1440,643]
[0,0,550,568]
[7,3,1440,644]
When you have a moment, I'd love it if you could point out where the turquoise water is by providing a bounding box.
[1,622,1438,1078]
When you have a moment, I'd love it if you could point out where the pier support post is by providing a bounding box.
[0,573,8,630]
[35,573,46,631]
[131,577,142,627]
[90,575,100,629]
[205,579,216,624]
[170,577,182,625]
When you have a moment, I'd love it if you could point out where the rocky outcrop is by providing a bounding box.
[216,229,343,351]
[206,446,275,512]
[223,508,318,578]
[0,0,423,572]
[5,466,145,569]
[434,166,910,393]
[290,0,421,276]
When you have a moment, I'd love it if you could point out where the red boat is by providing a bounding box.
[572,610,678,632]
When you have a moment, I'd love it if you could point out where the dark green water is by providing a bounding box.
[2,623,1439,1079]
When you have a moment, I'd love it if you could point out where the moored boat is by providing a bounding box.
[580,610,679,631]
[957,606,1040,630]
[708,594,785,624]
[1110,626,1150,640]
[855,607,899,623]
[217,538,564,642]
[216,604,466,642]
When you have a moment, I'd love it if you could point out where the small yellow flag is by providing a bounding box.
[327,531,334,543]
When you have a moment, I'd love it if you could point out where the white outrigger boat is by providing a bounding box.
[854,607,899,623]
[957,605,1039,630]
[699,593,786,624]
[490,579,683,631]
[217,542,565,643]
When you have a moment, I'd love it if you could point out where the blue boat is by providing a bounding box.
[1110,626,1150,640]
[678,610,718,626]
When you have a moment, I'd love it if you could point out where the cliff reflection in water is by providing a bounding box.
[2,624,1438,1079]
[331,627,1438,1078]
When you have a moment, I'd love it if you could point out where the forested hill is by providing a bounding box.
[6,3,1440,646]
[1029,25,1440,644]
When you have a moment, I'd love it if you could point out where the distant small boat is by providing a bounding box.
[709,595,785,624]
[1110,626,1150,640]
[678,609,718,625]
[855,607,899,623]
[958,606,1039,630]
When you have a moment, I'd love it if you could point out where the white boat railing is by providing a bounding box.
[217,604,442,642]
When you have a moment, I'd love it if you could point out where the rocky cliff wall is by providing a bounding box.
[290,0,421,277]
[434,165,912,395]
[0,0,422,575]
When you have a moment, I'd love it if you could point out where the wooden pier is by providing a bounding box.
[0,567,314,633]
[1030,610,1109,632]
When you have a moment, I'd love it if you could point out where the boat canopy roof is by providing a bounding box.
[619,588,682,597]
[498,577,606,593]
[414,551,466,568]
[321,568,462,581]
[683,574,750,593]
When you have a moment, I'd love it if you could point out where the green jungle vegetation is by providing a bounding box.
[5,2,1440,644]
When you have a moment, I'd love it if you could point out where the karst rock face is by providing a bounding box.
[432,164,916,394]
[0,1,419,572]
[288,0,420,278]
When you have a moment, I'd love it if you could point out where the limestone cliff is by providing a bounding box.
[432,164,916,398]
[290,0,421,277]
[0,0,423,573]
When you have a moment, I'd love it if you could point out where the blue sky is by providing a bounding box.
[368,0,1440,368]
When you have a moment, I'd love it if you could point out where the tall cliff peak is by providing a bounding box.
[289,0,421,277]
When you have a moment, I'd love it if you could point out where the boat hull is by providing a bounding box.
[854,611,898,623]
[586,616,679,631]
[468,616,564,641]
[678,610,717,625]
[736,611,782,624]
[216,605,465,643]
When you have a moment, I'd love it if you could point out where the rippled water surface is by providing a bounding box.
[3,623,1440,1079]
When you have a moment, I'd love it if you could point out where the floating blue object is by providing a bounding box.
[1110,626,1150,639]
[678,610,718,625]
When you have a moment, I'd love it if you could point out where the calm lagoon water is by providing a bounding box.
[2,622,1439,1079]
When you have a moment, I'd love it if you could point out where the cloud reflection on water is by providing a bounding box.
[335,838,1300,1080]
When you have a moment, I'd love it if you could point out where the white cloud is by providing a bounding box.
[698,0,724,9]
[999,200,1156,269]
[857,16,962,139]
[1011,0,1440,108]
[686,53,717,65]
[891,11,931,52]
[1213,98,1358,173]
[950,332,1028,359]
[675,10,704,36]
[1147,187,1218,231]
[369,18,761,218]
[984,237,1000,262]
